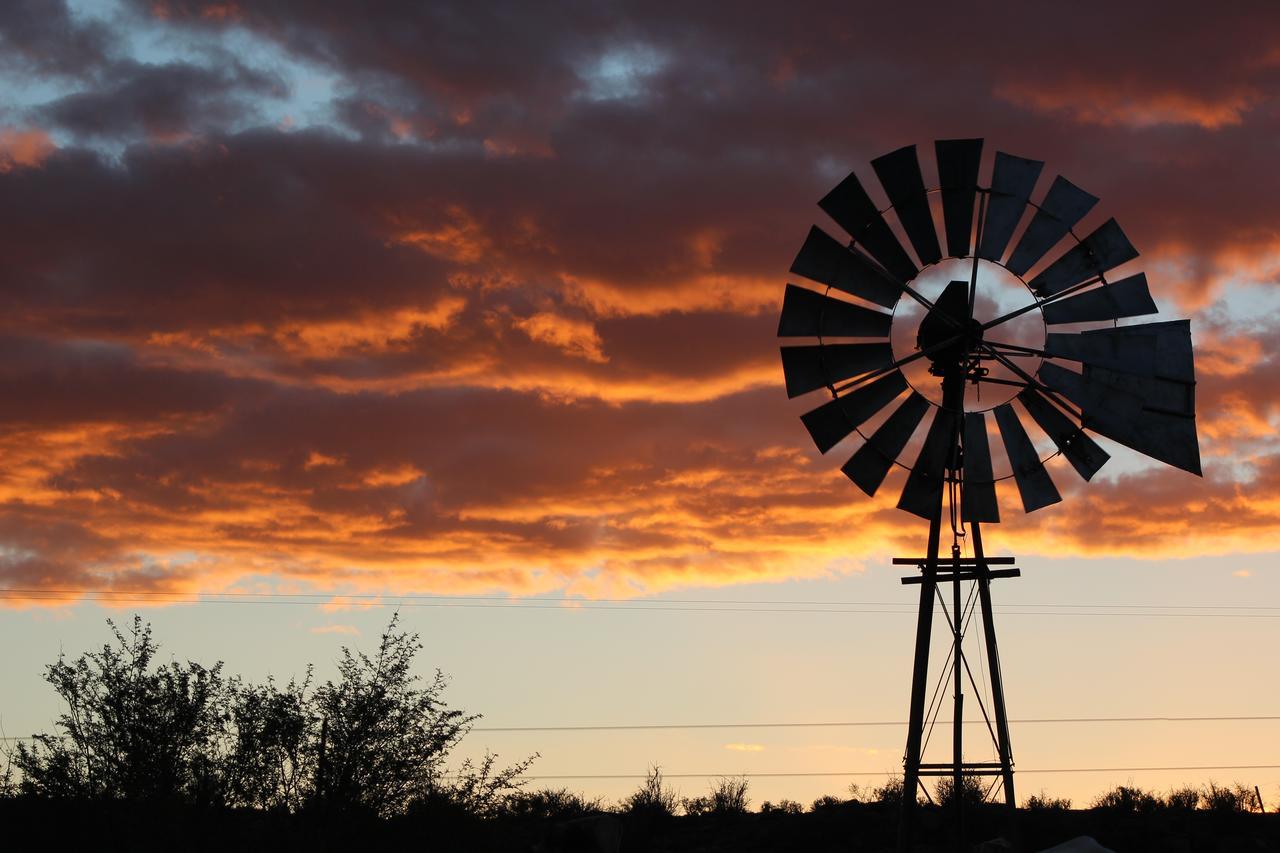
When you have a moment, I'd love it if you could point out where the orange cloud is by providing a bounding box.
[0,128,54,173]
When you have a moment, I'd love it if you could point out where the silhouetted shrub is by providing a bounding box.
[1165,786,1201,811]
[223,671,315,811]
[1202,781,1255,814]
[934,775,988,809]
[870,775,907,807]
[810,794,843,812]
[759,798,803,814]
[13,616,229,803]
[505,787,606,819]
[8,613,533,818]
[622,766,679,817]
[683,775,749,816]
[1090,784,1160,813]
[1025,791,1072,811]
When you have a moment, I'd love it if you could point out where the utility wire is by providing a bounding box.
[0,591,1276,619]
[3,588,1277,610]
[472,715,1280,732]
[4,714,1278,740]
[498,764,1280,781]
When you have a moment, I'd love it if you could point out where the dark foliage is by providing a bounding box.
[6,614,531,818]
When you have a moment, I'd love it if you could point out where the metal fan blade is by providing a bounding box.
[961,412,1000,523]
[898,408,959,519]
[1037,362,1200,476]
[935,138,983,258]
[780,343,895,398]
[872,145,942,266]
[1044,327,1157,378]
[1006,176,1098,276]
[1017,388,1110,481]
[800,371,909,454]
[1046,320,1194,384]
[841,392,930,496]
[1086,366,1194,416]
[790,225,904,309]
[1037,362,1143,421]
[777,284,893,338]
[1041,273,1157,325]
[1028,219,1138,296]
[977,151,1043,263]
[994,402,1062,512]
[818,172,918,283]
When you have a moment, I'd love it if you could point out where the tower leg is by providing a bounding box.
[973,521,1019,847]
[897,508,942,853]
[952,545,965,849]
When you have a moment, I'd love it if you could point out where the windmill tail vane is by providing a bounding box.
[776,138,1201,851]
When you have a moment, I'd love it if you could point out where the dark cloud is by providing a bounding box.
[0,1,1277,597]
[41,59,283,140]
[0,0,113,77]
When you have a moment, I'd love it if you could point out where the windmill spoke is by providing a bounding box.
[978,273,1105,337]
[974,342,1081,419]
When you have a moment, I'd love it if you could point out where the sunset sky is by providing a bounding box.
[1,0,1278,808]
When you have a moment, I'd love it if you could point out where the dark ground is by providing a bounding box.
[3,798,1278,852]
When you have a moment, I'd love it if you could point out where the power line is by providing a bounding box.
[504,764,1280,781]
[5,714,1278,740]
[470,715,1280,733]
[0,590,1276,619]
[3,588,1277,611]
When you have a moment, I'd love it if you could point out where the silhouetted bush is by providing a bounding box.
[6,613,533,818]
[934,774,988,809]
[809,794,843,812]
[223,671,315,811]
[622,766,679,817]
[1202,781,1255,814]
[1024,791,1072,811]
[1165,786,1201,811]
[13,616,229,803]
[759,798,803,815]
[682,775,749,816]
[1090,784,1160,813]
[505,787,606,819]
[870,774,908,807]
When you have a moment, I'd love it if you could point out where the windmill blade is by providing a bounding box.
[1038,362,1143,421]
[799,371,908,453]
[841,392,930,496]
[961,412,1000,523]
[777,284,893,338]
[872,145,942,266]
[994,403,1062,512]
[1028,219,1138,296]
[1087,366,1195,416]
[1041,273,1157,325]
[1006,176,1099,276]
[818,173,918,283]
[1045,320,1194,383]
[790,225,904,309]
[898,408,959,519]
[780,343,895,398]
[1017,388,1110,481]
[1037,362,1200,475]
[978,151,1044,263]
[1044,327,1157,377]
[935,138,983,258]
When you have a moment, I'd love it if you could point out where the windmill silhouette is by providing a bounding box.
[778,139,1201,850]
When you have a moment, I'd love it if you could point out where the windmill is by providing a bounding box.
[777,139,1200,850]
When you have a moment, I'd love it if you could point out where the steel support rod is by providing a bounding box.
[972,520,1019,848]
[952,541,965,849]
[897,505,941,852]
